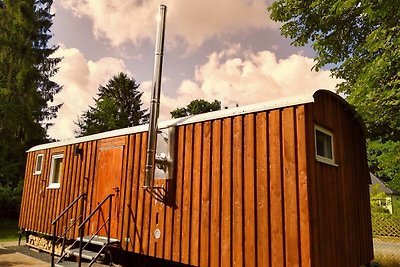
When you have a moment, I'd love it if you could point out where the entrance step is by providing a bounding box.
[79,235,119,246]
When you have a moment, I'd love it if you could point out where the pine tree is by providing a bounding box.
[75,73,148,137]
[0,0,61,188]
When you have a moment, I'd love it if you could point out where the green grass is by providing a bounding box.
[0,219,20,241]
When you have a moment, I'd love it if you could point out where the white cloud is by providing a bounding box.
[48,45,130,140]
[59,0,273,49]
[151,46,339,119]
[49,45,338,140]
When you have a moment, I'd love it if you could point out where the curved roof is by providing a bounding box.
[28,89,362,152]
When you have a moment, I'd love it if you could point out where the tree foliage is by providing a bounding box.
[269,0,400,189]
[269,0,399,141]
[0,0,61,188]
[369,183,390,214]
[368,140,400,192]
[171,99,221,118]
[75,73,148,137]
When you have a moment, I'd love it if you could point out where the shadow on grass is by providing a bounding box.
[0,219,19,241]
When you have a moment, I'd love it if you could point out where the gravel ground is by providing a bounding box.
[0,241,49,267]
[0,242,106,266]
[6,244,53,263]
[0,241,182,266]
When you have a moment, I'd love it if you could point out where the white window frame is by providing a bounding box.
[34,153,44,175]
[314,125,337,166]
[48,153,64,189]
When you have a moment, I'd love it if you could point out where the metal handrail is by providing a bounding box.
[51,193,86,225]
[78,194,114,229]
[55,214,83,244]
[51,193,86,267]
[78,194,114,267]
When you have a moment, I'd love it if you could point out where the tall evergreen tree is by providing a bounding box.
[75,73,148,137]
[0,0,61,188]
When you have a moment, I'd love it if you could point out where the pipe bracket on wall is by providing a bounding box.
[154,126,176,180]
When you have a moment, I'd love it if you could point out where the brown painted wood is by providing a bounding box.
[269,110,285,267]
[282,107,300,266]
[244,114,256,267]
[19,90,373,267]
[210,119,221,267]
[295,106,311,267]
[220,118,232,267]
[255,112,270,267]
[200,121,211,267]
[181,124,193,264]
[190,123,202,266]
[122,135,134,250]
[92,142,124,238]
[129,134,142,252]
[172,126,185,262]
[118,137,129,243]
[163,171,174,259]
[232,116,243,267]
[134,133,147,254]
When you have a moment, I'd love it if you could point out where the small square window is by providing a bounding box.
[48,153,63,189]
[314,125,336,165]
[34,154,44,175]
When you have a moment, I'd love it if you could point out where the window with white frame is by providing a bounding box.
[314,125,336,165]
[34,153,44,175]
[48,153,63,189]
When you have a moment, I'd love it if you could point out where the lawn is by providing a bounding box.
[0,219,19,241]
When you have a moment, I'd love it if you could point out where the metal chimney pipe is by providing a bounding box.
[144,5,167,188]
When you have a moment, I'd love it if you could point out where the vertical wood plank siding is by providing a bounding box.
[19,91,372,267]
[308,91,373,267]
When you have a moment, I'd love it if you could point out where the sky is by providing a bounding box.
[48,0,339,140]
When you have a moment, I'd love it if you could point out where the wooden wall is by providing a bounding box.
[19,140,98,238]
[119,106,312,267]
[19,105,312,267]
[19,90,373,267]
[306,91,373,267]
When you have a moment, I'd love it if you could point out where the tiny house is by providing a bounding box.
[18,89,373,266]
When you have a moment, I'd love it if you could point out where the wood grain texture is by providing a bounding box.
[255,112,270,267]
[269,110,285,267]
[232,116,243,267]
[210,120,221,267]
[220,118,232,267]
[200,121,211,267]
[190,123,202,266]
[243,114,256,267]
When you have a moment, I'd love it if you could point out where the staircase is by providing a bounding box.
[55,235,119,267]
[51,194,117,267]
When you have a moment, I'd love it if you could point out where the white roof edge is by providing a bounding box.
[27,91,317,152]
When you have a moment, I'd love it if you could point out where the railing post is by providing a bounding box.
[78,196,85,267]
[108,195,112,244]
[78,224,83,267]
[51,223,56,267]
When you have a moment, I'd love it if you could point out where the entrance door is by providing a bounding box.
[92,142,124,239]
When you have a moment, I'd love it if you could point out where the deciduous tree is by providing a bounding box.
[269,0,400,188]
[171,99,221,118]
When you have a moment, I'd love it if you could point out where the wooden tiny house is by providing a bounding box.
[19,89,373,266]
